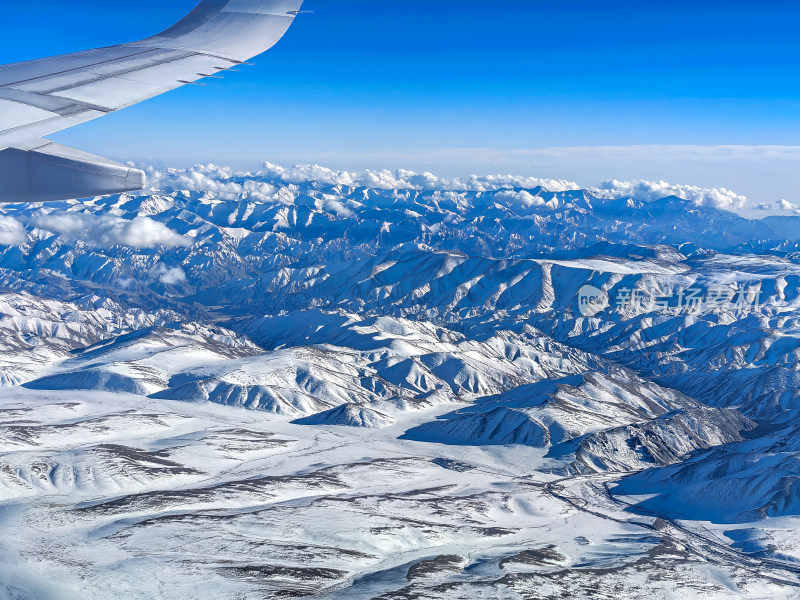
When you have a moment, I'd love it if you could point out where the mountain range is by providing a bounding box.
[1,164,800,598]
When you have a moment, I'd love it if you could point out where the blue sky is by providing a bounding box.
[3,0,800,207]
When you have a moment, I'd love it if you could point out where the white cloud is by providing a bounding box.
[154,263,187,285]
[32,213,190,248]
[778,198,798,211]
[31,213,87,237]
[242,180,276,202]
[258,164,745,212]
[494,190,547,207]
[146,164,276,202]
[259,161,580,193]
[0,216,26,246]
[116,217,191,248]
[592,179,748,210]
[284,145,800,209]
[260,162,355,186]
[460,173,578,193]
[323,198,354,217]
[139,161,756,215]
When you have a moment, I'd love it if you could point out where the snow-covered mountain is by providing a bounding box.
[2,163,800,599]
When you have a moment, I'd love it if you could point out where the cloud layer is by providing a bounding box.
[258,162,582,193]
[0,216,26,246]
[144,162,753,213]
[32,214,190,248]
[0,161,761,253]
[146,164,276,202]
[154,263,187,285]
[593,179,749,210]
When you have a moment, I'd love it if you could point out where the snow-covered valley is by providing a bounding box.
[2,163,800,598]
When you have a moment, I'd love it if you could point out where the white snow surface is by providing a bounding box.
[1,164,800,598]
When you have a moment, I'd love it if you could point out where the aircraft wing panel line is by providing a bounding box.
[26,52,215,96]
[0,87,113,116]
[0,48,190,93]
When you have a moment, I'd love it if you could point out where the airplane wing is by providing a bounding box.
[0,0,304,203]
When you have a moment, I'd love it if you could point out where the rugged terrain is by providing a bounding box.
[1,164,800,598]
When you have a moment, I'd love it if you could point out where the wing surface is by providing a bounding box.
[0,0,304,202]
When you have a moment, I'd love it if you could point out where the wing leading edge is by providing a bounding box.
[0,0,304,203]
